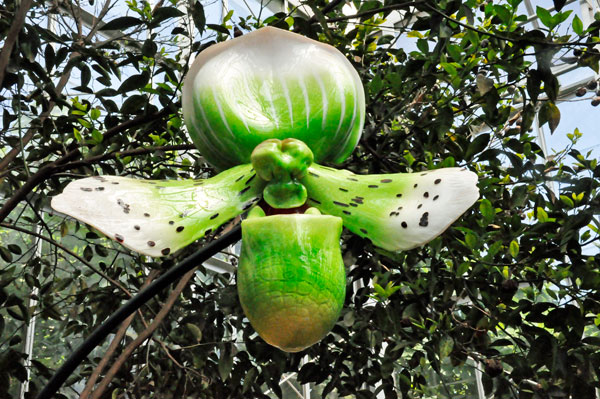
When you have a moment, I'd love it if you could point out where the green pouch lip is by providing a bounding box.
[242,213,343,230]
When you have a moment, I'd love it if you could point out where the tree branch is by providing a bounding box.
[325,1,426,23]
[0,0,34,88]
[0,108,172,224]
[57,144,196,171]
[80,269,159,399]
[0,222,132,297]
[88,268,197,399]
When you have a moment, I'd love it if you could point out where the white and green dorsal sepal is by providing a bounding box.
[300,164,479,251]
[50,164,265,257]
[182,26,366,170]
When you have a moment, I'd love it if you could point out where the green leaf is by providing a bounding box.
[560,195,574,208]
[152,7,185,25]
[439,335,454,359]
[100,16,144,31]
[572,15,584,35]
[7,244,21,255]
[0,246,12,263]
[118,73,149,93]
[509,240,519,258]
[465,232,478,249]
[465,133,490,160]
[539,101,561,133]
[440,62,457,77]
[456,262,470,277]
[479,199,495,222]
[446,44,462,62]
[191,0,206,34]
[536,7,553,29]
[553,0,567,12]
[536,207,549,223]
[218,344,233,381]
[207,23,230,35]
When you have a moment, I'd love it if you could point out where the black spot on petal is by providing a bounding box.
[309,198,321,204]
[350,203,358,207]
[205,229,212,236]
[433,195,439,201]
[381,179,392,183]
[144,213,150,217]
[95,187,105,191]
[368,185,379,188]
[161,248,171,255]
[134,225,140,230]
[339,188,348,192]
[424,192,429,198]
[419,212,429,227]
[435,179,441,184]
[112,182,119,185]
[176,226,184,233]
[333,201,349,207]
[169,221,174,225]
[360,228,368,234]
[148,241,155,247]
[235,175,245,182]
[245,174,256,185]
[417,204,423,209]
[309,171,320,178]
[210,213,219,220]
[413,184,418,188]
[396,193,403,198]
[401,222,408,228]
[343,210,351,215]
[239,186,251,196]
[347,177,358,181]
[115,234,124,243]
[80,187,93,192]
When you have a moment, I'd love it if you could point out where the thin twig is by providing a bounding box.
[80,269,159,399]
[0,0,34,88]
[0,108,172,223]
[88,268,197,399]
[0,222,132,297]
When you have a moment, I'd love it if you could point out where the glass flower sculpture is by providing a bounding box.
[51,27,479,352]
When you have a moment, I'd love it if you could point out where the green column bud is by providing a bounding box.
[251,138,314,209]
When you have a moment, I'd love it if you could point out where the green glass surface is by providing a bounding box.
[237,212,346,352]
[182,27,365,170]
[300,164,479,251]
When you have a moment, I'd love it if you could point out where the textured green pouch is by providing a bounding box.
[238,213,346,352]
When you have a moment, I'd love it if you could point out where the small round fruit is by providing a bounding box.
[183,27,366,170]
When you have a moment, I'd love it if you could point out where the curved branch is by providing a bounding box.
[57,143,196,171]
[0,0,34,88]
[35,225,241,399]
[0,108,172,223]
[0,221,132,297]
[88,268,196,399]
[80,269,159,399]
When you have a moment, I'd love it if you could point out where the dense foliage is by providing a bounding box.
[1,0,600,397]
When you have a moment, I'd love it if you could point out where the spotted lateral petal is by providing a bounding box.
[300,164,479,251]
[51,165,264,257]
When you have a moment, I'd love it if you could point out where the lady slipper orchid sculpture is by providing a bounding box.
[51,27,479,352]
